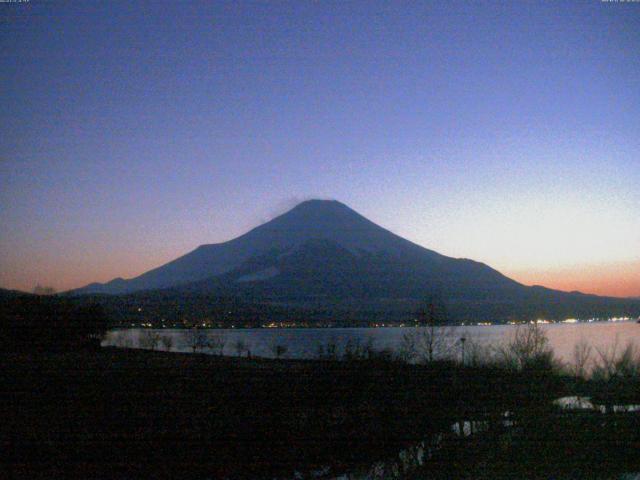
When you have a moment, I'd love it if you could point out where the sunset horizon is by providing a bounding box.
[2,197,637,299]
[2,1,638,299]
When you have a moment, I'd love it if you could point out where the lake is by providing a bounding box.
[104,321,640,369]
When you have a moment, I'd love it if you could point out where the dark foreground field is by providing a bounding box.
[2,347,639,479]
[2,347,458,478]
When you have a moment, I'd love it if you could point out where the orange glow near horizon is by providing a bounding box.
[0,249,184,295]
[506,261,640,298]
[2,254,638,298]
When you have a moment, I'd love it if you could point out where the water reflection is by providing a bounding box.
[104,321,640,369]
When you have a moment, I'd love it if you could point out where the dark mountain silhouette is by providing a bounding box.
[0,288,27,299]
[71,200,517,294]
[70,200,640,323]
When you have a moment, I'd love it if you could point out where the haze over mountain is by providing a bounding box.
[71,200,640,323]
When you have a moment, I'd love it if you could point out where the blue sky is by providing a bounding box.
[1,1,639,295]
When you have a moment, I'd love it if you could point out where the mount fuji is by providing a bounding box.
[70,200,639,323]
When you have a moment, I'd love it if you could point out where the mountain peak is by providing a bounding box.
[292,198,348,210]
[256,198,391,251]
[285,199,357,218]
[71,199,429,295]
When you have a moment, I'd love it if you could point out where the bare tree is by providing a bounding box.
[161,335,174,352]
[139,329,161,351]
[209,332,226,356]
[234,339,247,357]
[572,339,593,380]
[269,337,288,359]
[591,340,640,414]
[315,338,338,360]
[413,327,455,363]
[463,338,496,368]
[401,295,454,363]
[112,331,133,348]
[496,323,555,372]
[397,331,417,363]
[593,339,640,381]
[614,343,640,378]
[185,327,209,353]
[343,337,374,360]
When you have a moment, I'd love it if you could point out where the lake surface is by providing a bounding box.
[104,321,640,369]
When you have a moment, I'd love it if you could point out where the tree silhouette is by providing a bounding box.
[402,294,454,363]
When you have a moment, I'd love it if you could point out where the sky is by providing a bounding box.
[1,0,639,297]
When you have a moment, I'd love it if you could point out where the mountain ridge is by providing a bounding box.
[73,199,516,295]
[67,200,640,323]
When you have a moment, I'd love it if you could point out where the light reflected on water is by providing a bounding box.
[103,321,640,370]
